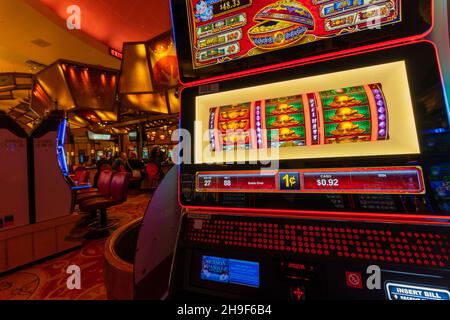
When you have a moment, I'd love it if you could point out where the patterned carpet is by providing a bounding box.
[0,193,151,300]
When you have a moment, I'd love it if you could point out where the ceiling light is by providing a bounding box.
[31,38,51,48]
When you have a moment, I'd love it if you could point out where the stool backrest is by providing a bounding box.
[110,172,131,203]
[74,167,89,183]
[99,163,112,172]
[98,170,114,196]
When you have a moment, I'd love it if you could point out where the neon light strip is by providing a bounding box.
[57,119,69,175]
[214,107,220,151]
[364,84,379,141]
[429,0,450,122]
[260,100,268,148]
[314,92,325,145]
[71,184,93,190]
[302,94,312,146]
[250,101,258,150]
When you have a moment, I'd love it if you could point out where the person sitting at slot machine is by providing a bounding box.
[112,152,129,173]
[149,147,165,180]
[127,152,145,189]
[128,152,144,170]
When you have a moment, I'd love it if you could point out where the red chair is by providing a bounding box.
[73,167,90,184]
[99,163,112,172]
[76,170,113,203]
[79,172,131,232]
[146,163,160,190]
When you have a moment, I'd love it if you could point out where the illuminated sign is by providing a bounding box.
[186,0,402,69]
[386,283,450,301]
[109,48,123,60]
[87,131,112,141]
[128,131,138,141]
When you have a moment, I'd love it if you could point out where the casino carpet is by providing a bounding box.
[0,193,151,300]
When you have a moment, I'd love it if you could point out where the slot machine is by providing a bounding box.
[55,116,92,191]
[0,111,82,273]
[0,111,30,229]
[30,111,74,222]
[169,0,450,300]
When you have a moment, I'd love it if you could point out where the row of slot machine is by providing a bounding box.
[165,0,450,300]
[0,110,81,230]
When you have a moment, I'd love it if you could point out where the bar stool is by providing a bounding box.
[79,172,131,238]
[76,170,113,203]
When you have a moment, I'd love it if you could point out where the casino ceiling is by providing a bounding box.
[31,0,172,51]
[0,0,172,112]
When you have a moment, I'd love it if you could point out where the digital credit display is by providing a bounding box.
[201,255,260,287]
[186,0,402,69]
[196,167,425,195]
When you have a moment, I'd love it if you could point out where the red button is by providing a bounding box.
[346,271,363,289]
[291,287,305,301]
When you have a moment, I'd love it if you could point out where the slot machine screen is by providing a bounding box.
[200,256,260,288]
[79,150,86,164]
[172,0,432,82]
[195,61,419,165]
[96,150,104,161]
[188,0,402,69]
[143,147,149,159]
[129,131,138,141]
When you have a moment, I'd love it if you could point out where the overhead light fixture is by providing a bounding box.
[31,38,51,48]
[26,60,47,73]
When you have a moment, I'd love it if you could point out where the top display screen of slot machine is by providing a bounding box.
[172,0,432,82]
[188,0,402,69]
